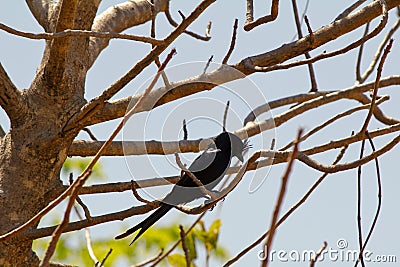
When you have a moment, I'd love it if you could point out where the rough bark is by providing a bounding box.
[0,0,100,265]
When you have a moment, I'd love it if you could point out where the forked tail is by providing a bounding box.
[115,204,172,245]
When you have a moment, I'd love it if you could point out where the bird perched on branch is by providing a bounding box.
[115,131,249,244]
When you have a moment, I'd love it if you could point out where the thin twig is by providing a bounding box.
[222,19,239,64]
[0,22,161,45]
[356,139,366,267]
[244,0,279,31]
[270,139,276,150]
[179,225,191,267]
[132,249,164,267]
[355,132,383,267]
[182,119,188,140]
[360,18,400,83]
[280,96,389,150]
[178,10,186,20]
[291,0,317,91]
[261,129,302,267]
[150,1,171,88]
[222,100,230,131]
[40,195,76,266]
[73,206,98,265]
[130,180,156,206]
[335,0,368,21]
[76,197,92,221]
[174,153,218,199]
[360,38,393,133]
[205,21,212,38]
[69,174,92,221]
[246,0,254,24]
[164,8,212,41]
[356,23,370,83]
[310,241,328,267]
[149,212,207,266]
[202,55,214,74]
[82,128,98,141]
[98,248,113,267]
[304,15,314,42]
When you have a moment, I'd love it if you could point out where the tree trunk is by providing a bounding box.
[0,1,98,264]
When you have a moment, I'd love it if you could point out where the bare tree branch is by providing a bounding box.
[291,0,318,91]
[149,212,206,266]
[132,249,163,267]
[222,19,238,64]
[24,203,156,240]
[68,78,400,158]
[293,134,400,173]
[179,225,191,267]
[355,132,383,267]
[261,130,301,267]
[360,39,393,133]
[356,138,366,267]
[63,119,399,196]
[88,0,170,68]
[244,0,279,31]
[80,0,400,128]
[0,23,161,45]
[84,70,400,129]
[237,0,394,73]
[175,153,218,199]
[280,96,389,151]
[310,241,328,267]
[335,0,368,21]
[359,17,400,83]
[62,0,217,133]
[0,63,28,126]
[355,22,370,83]
[164,8,212,42]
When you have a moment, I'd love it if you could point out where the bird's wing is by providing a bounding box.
[188,147,220,173]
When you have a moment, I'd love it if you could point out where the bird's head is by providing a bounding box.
[214,132,251,162]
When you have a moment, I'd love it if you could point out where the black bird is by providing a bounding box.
[115,131,248,244]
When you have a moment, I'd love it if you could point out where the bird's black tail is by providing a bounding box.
[115,204,172,245]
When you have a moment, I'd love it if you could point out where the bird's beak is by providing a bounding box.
[237,154,244,162]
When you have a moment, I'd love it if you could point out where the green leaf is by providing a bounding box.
[184,232,197,261]
[168,254,187,267]
[207,219,222,249]
[62,158,105,180]
[167,253,195,267]
[193,219,222,252]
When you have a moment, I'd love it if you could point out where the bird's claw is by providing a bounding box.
[203,190,225,210]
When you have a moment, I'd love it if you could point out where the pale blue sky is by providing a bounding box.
[1,1,400,266]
